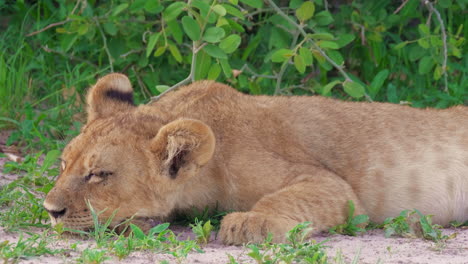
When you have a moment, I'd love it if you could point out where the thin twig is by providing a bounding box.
[41,45,96,66]
[150,41,199,102]
[265,0,373,101]
[26,19,72,37]
[120,49,144,58]
[240,64,276,79]
[422,0,448,92]
[275,30,301,94]
[394,0,411,14]
[94,17,114,72]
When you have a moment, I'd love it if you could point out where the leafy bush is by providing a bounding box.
[0,0,466,147]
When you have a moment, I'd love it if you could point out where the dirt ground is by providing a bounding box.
[1,224,467,263]
[1,147,467,263]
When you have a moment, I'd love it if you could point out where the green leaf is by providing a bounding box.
[433,65,442,80]
[343,80,365,98]
[168,44,183,62]
[307,33,334,40]
[315,11,333,26]
[336,34,355,48]
[219,58,232,78]
[417,38,430,49]
[203,44,227,59]
[207,64,222,80]
[195,50,212,80]
[146,32,160,58]
[271,49,294,62]
[393,41,408,50]
[156,85,170,93]
[130,224,145,240]
[222,4,245,19]
[369,69,389,95]
[163,2,186,21]
[295,1,315,22]
[167,19,183,44]
[418,56,434,75]
[239,0,263,8]
[293,55,306,74]
[41,150,61,172]
[299,47,313,65]
[181,16,201,41]
[212,4,227,16]
[219,34,241,53]
[318,41,339,49]
[144,1,163,14]
[130,0,146,11]
[203,27,226,43]
[229,0,238,4]
[77,24,88,35]
[322,80,341,95]
[418,24,430,36]
[112,3,129,16]
[352,214,369,225]
[60,34,78,52]
[149,223,170,235]
[103,22,117,36]
[192,0,217,24]
[154,46,166,57]
[328,50,343,65]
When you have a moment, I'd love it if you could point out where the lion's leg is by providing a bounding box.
[219,170,366,245]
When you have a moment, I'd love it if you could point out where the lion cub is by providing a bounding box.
[44,73,468,245]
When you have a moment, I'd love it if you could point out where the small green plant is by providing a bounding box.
[111,235,135,260]
[247,222,328,264]
[329,200,369,236]
[416,210,456,242]
[77,248,110,264]
[0,232,62,263]
[190,219,213,245]
[383,209,456,242]
[383,210,415,238]
[449,220,468,228]
[0,149,61,231]
[128,223,201,262]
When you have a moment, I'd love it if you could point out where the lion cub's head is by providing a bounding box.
[43,73,215,231]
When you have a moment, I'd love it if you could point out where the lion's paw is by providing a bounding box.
[219,212,290,245]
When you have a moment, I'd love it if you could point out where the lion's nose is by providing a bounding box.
[44,202,67,219]
[46,208,67,219]
[47,208,67,219]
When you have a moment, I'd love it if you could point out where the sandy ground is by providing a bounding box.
[1,224,467,264]
[1,148,467,263]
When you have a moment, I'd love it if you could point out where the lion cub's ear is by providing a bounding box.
[86,73,135,122]
[151,119,216,180]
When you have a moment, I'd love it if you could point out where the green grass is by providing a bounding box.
[244,222,328,264]
[0,231,63,263]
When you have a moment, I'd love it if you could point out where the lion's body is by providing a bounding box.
[44,74,468,244]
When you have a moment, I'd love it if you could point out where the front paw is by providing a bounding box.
[219,212,290,245]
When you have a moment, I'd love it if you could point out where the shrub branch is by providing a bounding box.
[422,0,449,92]
[94,18,114,72]
[265,0,372,101]
[150,41,200,102]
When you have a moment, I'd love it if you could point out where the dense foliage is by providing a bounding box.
[0,0,466,147]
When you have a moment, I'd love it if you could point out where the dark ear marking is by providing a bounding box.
[168,150,188,179]
[105,89,134,105]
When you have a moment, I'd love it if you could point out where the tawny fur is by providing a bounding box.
[44,73,468,245]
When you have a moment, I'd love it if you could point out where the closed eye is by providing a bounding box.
[85,171,113,183]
